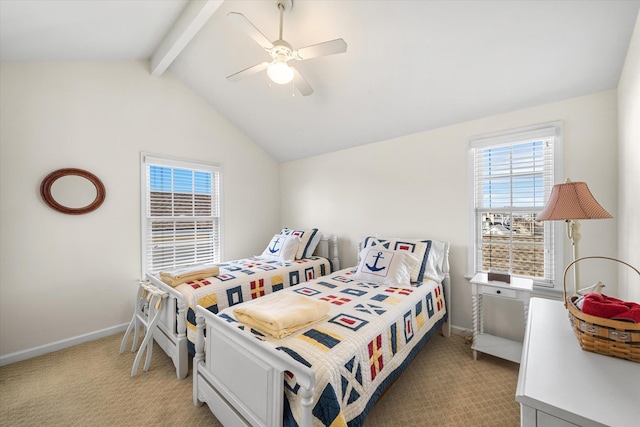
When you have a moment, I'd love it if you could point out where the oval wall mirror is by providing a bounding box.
[40,168,106,215]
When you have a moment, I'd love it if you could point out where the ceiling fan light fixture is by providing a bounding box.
[227,0,346,95]
[267,60,294,84]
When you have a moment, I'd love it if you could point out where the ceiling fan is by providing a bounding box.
[226,0,347,96]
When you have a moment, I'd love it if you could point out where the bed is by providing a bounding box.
[192,238,450,426]
[142,230,341,380]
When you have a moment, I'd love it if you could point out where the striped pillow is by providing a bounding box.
[279,228,319,259]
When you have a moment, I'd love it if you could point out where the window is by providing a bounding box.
[469,122,563,289]
[141,153,222,274]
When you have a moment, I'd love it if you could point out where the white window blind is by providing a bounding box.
[141,154,222,275]
[470,123,561,286]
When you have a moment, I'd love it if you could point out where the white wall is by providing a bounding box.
[0,61,280,358]
[0,55,629,361]
[618,13,640,302]
[281,90,619,338]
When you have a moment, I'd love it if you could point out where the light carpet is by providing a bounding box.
[0,331,520,426]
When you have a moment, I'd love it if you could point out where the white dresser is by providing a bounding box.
[516,297,640,427]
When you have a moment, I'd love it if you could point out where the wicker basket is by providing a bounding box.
[564,256,640,363]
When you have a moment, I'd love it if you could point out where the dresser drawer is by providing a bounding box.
[480,285,517,299]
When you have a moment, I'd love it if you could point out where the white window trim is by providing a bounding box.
[140,152,224,276]
[467,121,564,293]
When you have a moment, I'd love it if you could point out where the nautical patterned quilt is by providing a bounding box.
[179,256,331,348]
[218,267,447,427]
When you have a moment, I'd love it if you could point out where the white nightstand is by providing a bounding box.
[469,272,533,363]
[516,298,640,427]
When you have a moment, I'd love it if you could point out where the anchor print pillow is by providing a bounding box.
[354,247,420,288]
[362,237,432,283]
[260,234,300,262]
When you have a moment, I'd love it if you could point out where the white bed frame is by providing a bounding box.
[193,242,451,427]
[142,234,340,379]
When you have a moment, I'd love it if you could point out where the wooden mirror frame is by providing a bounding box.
[40,168,106,215]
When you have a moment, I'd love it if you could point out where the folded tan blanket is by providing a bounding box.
[233,292,331,339]
[159,263,220,287]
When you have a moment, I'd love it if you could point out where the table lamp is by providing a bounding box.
[536,180,612,293]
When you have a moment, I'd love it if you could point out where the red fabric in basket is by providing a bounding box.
[581,293,640,323]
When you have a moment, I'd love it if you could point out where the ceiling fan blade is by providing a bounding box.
[227,62,269,82]
[227,12,273,50]
[293,67,313,96]
[295,38,347,60]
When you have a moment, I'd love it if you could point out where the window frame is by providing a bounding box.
[467,122,564,292]
[140,152,224,276]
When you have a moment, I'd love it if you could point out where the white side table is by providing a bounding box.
[516,298,640,427]
[469,272,533,363]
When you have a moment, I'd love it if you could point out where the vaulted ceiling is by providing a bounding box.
[1,0,639,162]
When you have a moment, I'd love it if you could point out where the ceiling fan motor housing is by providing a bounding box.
[271,40,293,61]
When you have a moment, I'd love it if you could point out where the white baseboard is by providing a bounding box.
[450,324,472,337]
[0,323,129,367]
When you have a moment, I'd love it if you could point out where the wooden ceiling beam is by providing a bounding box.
[150,0,223,77]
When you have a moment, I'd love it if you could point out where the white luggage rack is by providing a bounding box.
[120,281,169,376]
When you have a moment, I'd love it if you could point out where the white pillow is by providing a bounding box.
[354,247,419,288]
[424,240,447,282]
[260,234,300,262]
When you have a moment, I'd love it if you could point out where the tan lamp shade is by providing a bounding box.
[537,181,612,221]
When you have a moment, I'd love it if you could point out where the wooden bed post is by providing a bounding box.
[299,387,314,427]
[330,235,340,271]
[176,299,188,379]
[317,235,341,272]
[442,242,452,338]
[193,314,205,407]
